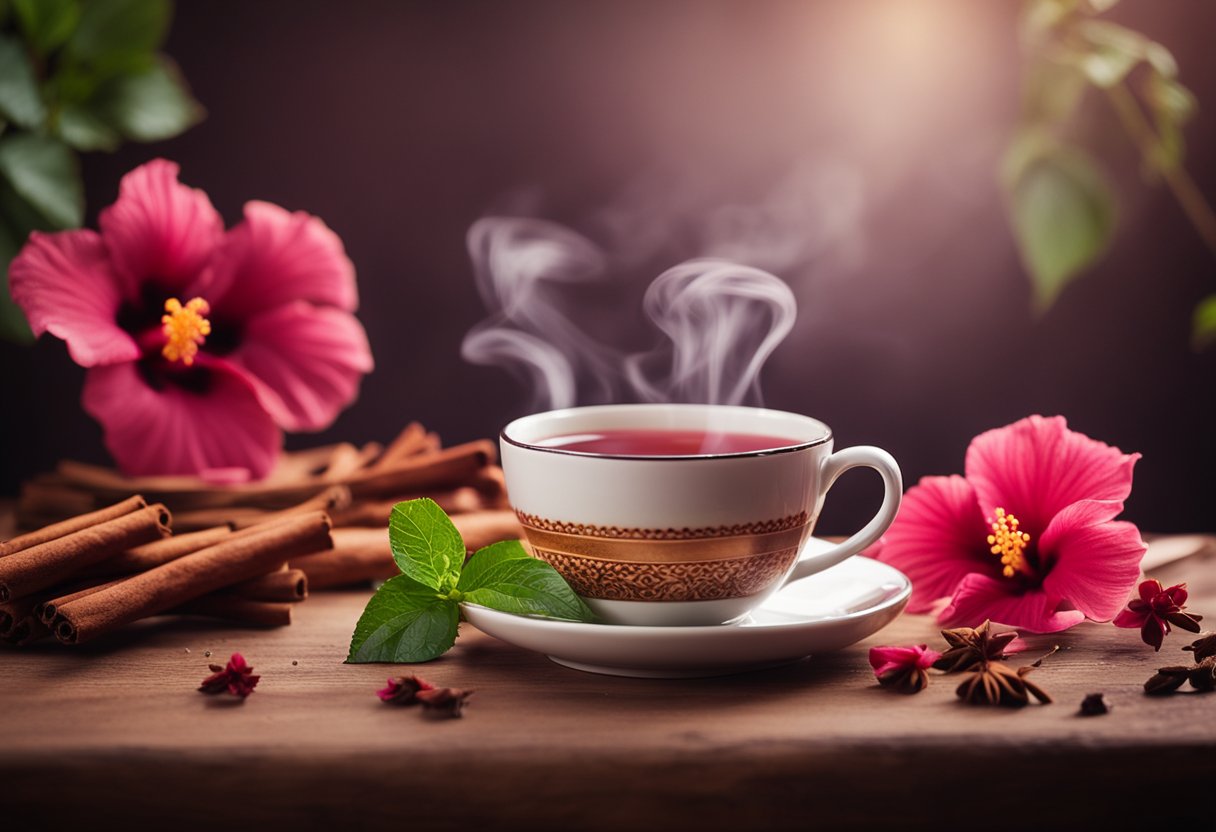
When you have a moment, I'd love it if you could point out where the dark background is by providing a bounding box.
[2,0,1214,535]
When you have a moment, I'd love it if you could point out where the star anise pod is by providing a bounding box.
[1187,657,1216,692]
[934,620,1021,673]
[1144,666,1191,696]
[1144,657,1216,695]
[956,662,1051,707]
[1182,632,1216,662]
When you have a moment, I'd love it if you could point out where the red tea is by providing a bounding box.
[534,428,803,456]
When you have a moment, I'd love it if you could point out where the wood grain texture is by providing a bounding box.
[1,501,1213,830]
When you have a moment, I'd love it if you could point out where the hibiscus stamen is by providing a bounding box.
[987,508,1031,578]
[161,297,211,366]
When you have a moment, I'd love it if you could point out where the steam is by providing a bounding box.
[623,259,796,406]
[461,217,618,410]
[462,220,797,410]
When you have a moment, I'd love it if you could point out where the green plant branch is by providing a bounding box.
[1105,82,1216,258]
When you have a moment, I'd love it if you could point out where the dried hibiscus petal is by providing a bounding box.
[376,674,435,705]
[1114,579,1203,651]
[198,653,259,698]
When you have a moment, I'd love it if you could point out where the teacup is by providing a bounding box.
[499,404,902,626]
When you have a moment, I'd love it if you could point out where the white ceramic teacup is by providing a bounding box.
[500,404,902,626]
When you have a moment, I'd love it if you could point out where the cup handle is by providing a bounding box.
[784,446,903,585]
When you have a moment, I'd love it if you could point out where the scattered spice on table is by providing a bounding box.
[1078,693,1110,716]
[199,653,260,699]
[868,644,940,694]
[1114,579,1203,651]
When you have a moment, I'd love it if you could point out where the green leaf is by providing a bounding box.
[1192,295,1216,351]
[0,216,32,343]
[56,102,121,151]
[388,498,466,591]
[0,34,46,129]
[1004,142,1115,311]
[92,57,203,143]
[346,574,459,663]
[67,0,169,65]
[0,133,83,229]
[459,540,595,622]
[12,0,79,56]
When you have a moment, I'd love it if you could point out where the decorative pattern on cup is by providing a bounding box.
[516,512,811,603]
[533,547,801,602]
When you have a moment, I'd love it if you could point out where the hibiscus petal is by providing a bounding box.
[82,360,281,479]
[1039,515,1145,621]
[939,573,1086,633]
[98,159,223,296]
[8,229,140,367]
[964,415,1139,534]
[227,301,373,432]
[873,475,992,613]
[1112,607,1147,629]
[206,201,357,320]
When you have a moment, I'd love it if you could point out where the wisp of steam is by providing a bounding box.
[462,217,797,412]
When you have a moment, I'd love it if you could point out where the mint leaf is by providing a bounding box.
[93,58,204,143]
[388,498,464,591]
[1003,139,1114,311]
[68,0,170,66]
[458,540,594,622]
[347,574,458,663]
[0,34,47,129]
[0,134,84,230]
[12,0,81,57]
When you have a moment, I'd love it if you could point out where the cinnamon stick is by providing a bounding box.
[321,443,367,481]
[78,526,234,579]
[1,495,147,558]
[174,596,293,627]
[290,527,395,589]
[36,577,126,625]
[230,486,351,529]
[227,568,308,602]
[0,598,39,638]
[372,422,432,469]
[0,504,171,602]
[53,511,332,644]
[6,615,50,646]
[346,440,496,500]
[330,487,486,527]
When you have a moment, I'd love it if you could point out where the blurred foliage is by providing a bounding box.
[1007,0,1216,341]
[0,0,203,343]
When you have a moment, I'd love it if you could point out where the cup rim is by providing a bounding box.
[500,403,832,461]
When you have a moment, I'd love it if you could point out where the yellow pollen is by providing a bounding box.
[161,297,211,366]
[987,508,1031,579]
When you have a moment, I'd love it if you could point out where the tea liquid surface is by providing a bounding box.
[534,428,803,456]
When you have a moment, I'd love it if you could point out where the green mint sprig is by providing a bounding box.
[346,498,594,663]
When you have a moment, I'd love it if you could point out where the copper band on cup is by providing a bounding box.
[516,512,811,602]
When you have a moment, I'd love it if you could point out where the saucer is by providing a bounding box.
[460,538,911,678]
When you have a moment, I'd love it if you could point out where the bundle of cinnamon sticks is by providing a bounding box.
[14,423,525,594]
[0,497,332,646]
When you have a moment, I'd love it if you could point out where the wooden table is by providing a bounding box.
[2,526,1214,831]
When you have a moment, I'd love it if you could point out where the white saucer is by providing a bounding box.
[460,538,911,678]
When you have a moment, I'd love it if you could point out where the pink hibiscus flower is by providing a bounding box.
[875,415,1146,633]
[10,159,373,479]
